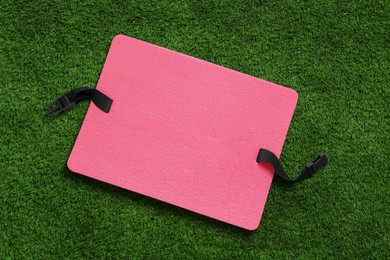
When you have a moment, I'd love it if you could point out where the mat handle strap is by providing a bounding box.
[257,149,328,182]
[45,87,112,116]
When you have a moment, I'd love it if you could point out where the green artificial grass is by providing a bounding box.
[1,0,389,258]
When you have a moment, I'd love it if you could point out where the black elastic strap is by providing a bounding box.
[257,149,328,182]
[45,87,113,116]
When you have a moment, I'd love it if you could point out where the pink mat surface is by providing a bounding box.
[68,35,298,230]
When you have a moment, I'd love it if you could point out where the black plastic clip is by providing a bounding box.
[45,92,78,116]
[305,152,328,176]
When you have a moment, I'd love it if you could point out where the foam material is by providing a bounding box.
[67,35,298,230]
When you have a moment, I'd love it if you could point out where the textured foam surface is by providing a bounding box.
[67,35,298,230]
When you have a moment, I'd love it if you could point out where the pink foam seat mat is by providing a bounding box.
[67,34,298,230]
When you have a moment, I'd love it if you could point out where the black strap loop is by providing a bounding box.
[257,149,328,182]
[45,87,113,116]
